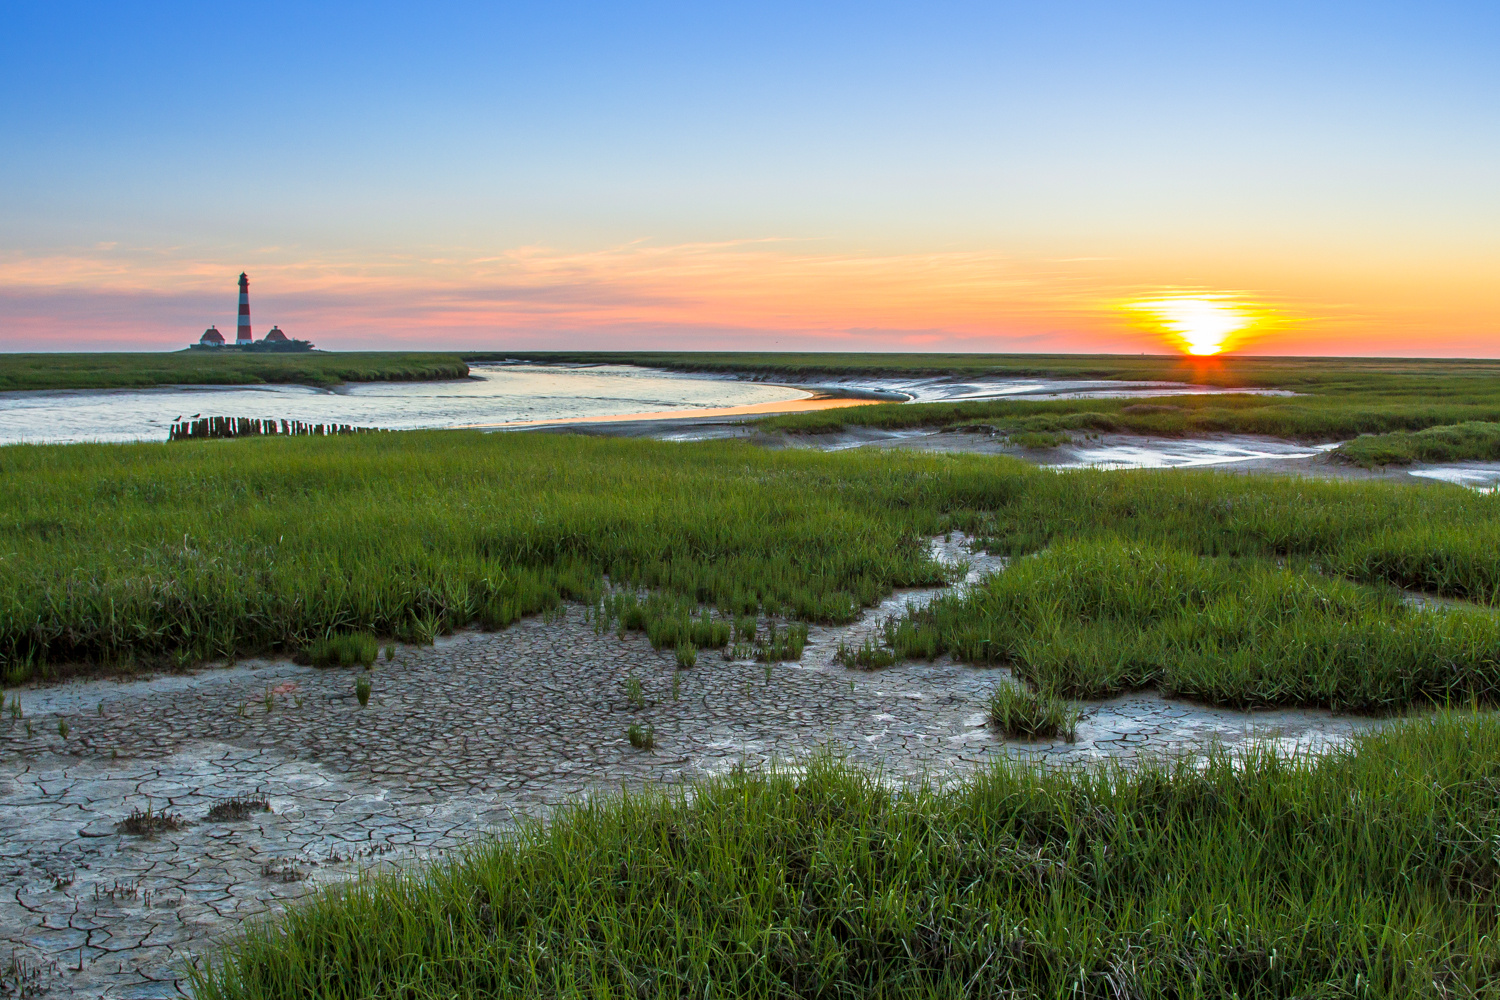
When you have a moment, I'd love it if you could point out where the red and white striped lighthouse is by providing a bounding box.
[236,272,253,345]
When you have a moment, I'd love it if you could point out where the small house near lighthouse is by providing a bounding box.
[188,273,315,351]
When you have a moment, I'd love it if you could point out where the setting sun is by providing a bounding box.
[1127,296,1254,356]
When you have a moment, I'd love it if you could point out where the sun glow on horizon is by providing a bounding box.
[1126,295,1255,356]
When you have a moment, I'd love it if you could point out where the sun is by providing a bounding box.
[1126,296,1253,356]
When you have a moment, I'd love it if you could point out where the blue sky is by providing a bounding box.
[2,1,1496,353]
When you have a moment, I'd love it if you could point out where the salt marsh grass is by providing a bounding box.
[300,632,379,668]
[1335,420,1500,467]
[2,431,1499,712]
[988,679,1079,740]
[755,621,808,662]
[0,350,468,391]
[835,636,897,669]
[195,713,1500,1000]
[1006,429,1073,449]
[735,352,1500,441]
[0,432,955,678]
[889,538,1500,712]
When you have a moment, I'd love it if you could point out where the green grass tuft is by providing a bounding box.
[987,679,1078,740]
[1006,430,1073,449]
[835,636,897,669]
[301,632,379,668]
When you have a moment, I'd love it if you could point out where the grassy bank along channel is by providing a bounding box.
[489,352,1500,443]
[1333,420,1500,468]
[194,713,1500,1000]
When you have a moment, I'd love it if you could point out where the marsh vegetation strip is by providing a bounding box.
[0,597,1380,997]
[0,351,469,392]
[3,431,1500,707]
[480,351,1500,390]
[766,426,1341,471]
[1333,420,1500,467]
[681,354,1500,446]
[194,714,1499,1000]
[876,538,1500,712]
[761,388,1500,443]
[0,364,814,445]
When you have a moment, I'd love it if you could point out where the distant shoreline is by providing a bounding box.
[0,350,471,392]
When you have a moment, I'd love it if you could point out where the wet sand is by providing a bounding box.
[463,393,875,429]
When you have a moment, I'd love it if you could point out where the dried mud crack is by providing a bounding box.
[0,539,1381,997]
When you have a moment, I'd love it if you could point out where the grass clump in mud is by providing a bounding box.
[116,805,185,836]
[194,713,1500,1000]
[754,621,808,662]
[206,794,271,822]
[888,538,1500,713]
[299,632,379,668]
[836,636,896,669]
[1006,429,1073,449]
[988,679,1078,740]
[1334,420,1500,467]
[596,595,732,652]
[625,723,655,749]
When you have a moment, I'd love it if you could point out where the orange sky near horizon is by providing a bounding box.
[2,238,1495,357]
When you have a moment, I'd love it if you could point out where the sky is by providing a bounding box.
[1,1,1496,356]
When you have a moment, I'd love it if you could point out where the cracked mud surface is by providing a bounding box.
[1,538,1385,997]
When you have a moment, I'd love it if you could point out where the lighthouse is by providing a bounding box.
[236,272,253,345]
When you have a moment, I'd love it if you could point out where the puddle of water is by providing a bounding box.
[1047,437,1338,471]
[777,375,1294,405]
[484,395,871,430]
[0,364,1302,449]
[2,659,305,717]
[1408,463,1500,493]
[800,533,1006,665]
